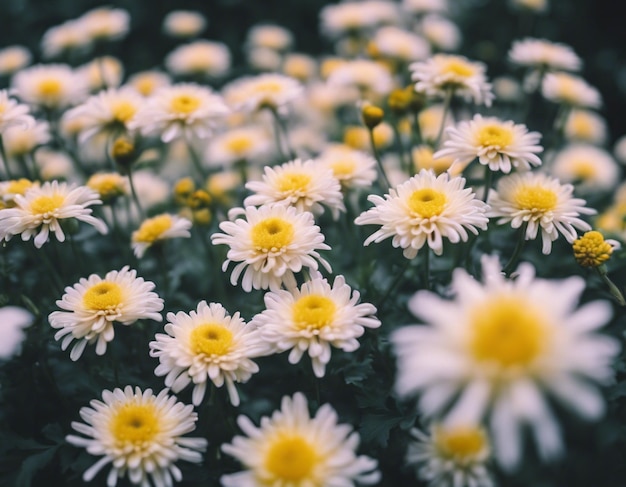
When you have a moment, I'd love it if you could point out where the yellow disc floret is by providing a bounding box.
[408,188,447,218]
[513,185,558,213]
[573,230,614,267]
[30,194,64,215]
[133,215,173,243]
[265,435,318,482]
[292,294,336,330]
[277,172,311,194]
[110,403,160,446]
[251,217,294,250]
[476,124,514,148]
[83,282,123,311]
[190,323,233,356]
[433,424,488,464]
[171,94,201,114]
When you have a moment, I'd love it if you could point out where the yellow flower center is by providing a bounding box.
[83,282,123,311]
[476,124,514,148]
[171,94,201,114]
[37,79,62,97]
[469,295,547,368]
[88,174,126,200]
[572,230,613,267]
[513,185,558,212]
[251,217,294,250]
[111,100,137,123]
[292,294,336,330]
[329,159,356,177]
[134,77,157,96]
[433,425,488,462]
[190,323,233,356]
[571,158,596,180]
[408,188,447,218]
[277,172,311,194]
[254,80,285,94]
[265,435,318,482]
[6,178,34,195]
[225,136,253,155]
[110,403,160,446]
[570,113,593,138]
[442,59,475,78]
[557,76,578,103]
[30,194,64,215]
[134,215,173,243]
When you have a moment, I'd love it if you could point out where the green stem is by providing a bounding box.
[0,134,14,179]
[376,258,412,311]
[503,222,528,277]
[126,165,145,220]
[433,88,453,150]
[482,164,493,203]
[392,118,411,176]
[269,107,296,161]
[422,247,431,290]
[597,266,626,306]
[368,128,391,193]
[186,137,209,183]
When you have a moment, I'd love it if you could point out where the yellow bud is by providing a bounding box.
[193,208,212,226]
[387,88,412,115]
[361,105,384,129]
[187,189,212,209]
[110,136,137,168]
[572,231,614,268]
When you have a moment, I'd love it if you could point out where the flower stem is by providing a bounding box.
[269,107,296,162]
[376,258,412,311]
[482,164,493,203]
[503,222,528,277]
[367,127,390,193]
[433,88,453,150]
[126,165,146,220]
[186,137,209,183]
[597,265,626,306]
[422,247,431,290]
[0,134,14,179]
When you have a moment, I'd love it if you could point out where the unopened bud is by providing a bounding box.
[361,105,384,129]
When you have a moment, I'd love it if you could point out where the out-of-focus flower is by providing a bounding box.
[86,172,129,204]
[317,143,378,189]
[79,6,131,44]
[0,306,34,360]
[205,125,273,167]
[246,23,294,52]
[371,26,431,64]
[412,144,459,175]
[282,53,318,82]
[418,14,462,52]
[326,59,395,98]
[79,56,124,91]
[165,40,231,79]
[131,213,192,258]
[162,10,207,38]
[402,0,449,15]
[2,118,50,160]
[508,38,582,72]
[550,143,620,192]
[563,109,608,145]
[0,89,32,132]
[41,19,90,59]
[125,70,171,98]
[541,72,602,109]
[0,46,31,76]
[492,75,524,102]
[222,73,303,114]
[509,0,549,13]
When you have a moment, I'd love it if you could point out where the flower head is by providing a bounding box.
[541,72,602,109]
[131,213,192,258]
[508,38,582,72]
[355,170,489,258]
[221,392,380,486]
[66,386,207,487]
[162,10,207,38]
[211,203,332,292]
[250,274,381,377]
[0,89,32,131]
[165,40,231,78]
[48,266,164,360]
[573,230,619,268]
[0,306,34,360]
[222,73,303,114]
[317,143,378,190]
[550,143,620,192]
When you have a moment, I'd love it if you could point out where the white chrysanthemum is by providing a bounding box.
[434,114,543,173]
[492,75,523,102]
[244,158,345,219]
[86,172,129,203]
[165,40,231,78]
[64,87,144,143]
[550,143,620,192]
[41,19,90,59]
[372,26,431,63]
[418,103,455,144]
[488,171,595,254]
[0,45,31,76]
[0,306,34,360]
[79,6,130,43]
[129,83,230,143]
[250,274,380,378]
[162,10,207,38]
[317,143,378,190]
[211,203,332,292]
[406,424,494,487]
[508,38,582,72]
[2,117,50,159]
[326,59,395,98]
[541,72,602,109]
[150,300,270,407]
[393,254,620,470]
[246,23,294,52]
[0,178,39,206]
[563,108,608,145]
[11,63,88,110]
[320,0,399,39]
[282,53,318,82]
[246,47,282,72]
[0,180,107,248]
[79,56,124,91]
[221,392,380,487]
[131,213,192,258]
[0,89,32,131]
[126,70,171,98]
[206,125,273,167]
[355,170,489,258]
[35,149,74,181]
[66,386,207,487]
[49,266,164,361]
[418,14,462,52]
[222,73,303,114]
[410,54,494,106]
[613,135,626,165]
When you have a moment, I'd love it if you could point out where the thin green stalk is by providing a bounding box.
[376,258,412,311]
[597,265,626,306]
[127,165,146,220]
[0,134,14,179]
[68,233,85,277]
[433,88,453,150]
[482,164,493,203]
[186,137,209,183]
[503,222,528,277]
[269,107,296,161]
[422,247,431,290]
[392,118,411,176]
[368,127,390,193]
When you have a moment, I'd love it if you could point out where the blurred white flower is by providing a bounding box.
[0,306,34,360]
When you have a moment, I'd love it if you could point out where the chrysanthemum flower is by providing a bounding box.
[0,306,34,360]
[0,45,32,77]
[0,178,39,207]
[222,73,303,114]
[162,10,207,38]
[0,89,32,131]
[221,392,380,486]
[355,170,489,258]
[563,108,608,145]
[2,117,50,159]
[372,26,431,64]
[326,59,395,98]
[317,143,378,190]
[66,386,207,487]
[126,70,171,98]
[320,0,398,39]
[487,171,595,254]
[0,180,107,248]
[79,6,130,43]
[550,143,620,192]
[250,274,380,378]
[392,255,620,470]
[205,125,273,167]
[434,114,543,173]
[40,19,91,60]
[406,423,494,487]
[572,230,620,268]
[419,14,462,52]
[86,172,129,204]
[246,23,294,52]
[412,144,460,175]
[150,300,270,406]
[402,0,449,15]
[48,266,164,361]
[129,83,230,143]
[410,54,494,106]
[165,40,231,78]
[541,72,602,109]
[244,158,345,219]
[131,213,192,258]
[508,38,582,72]
[79,55,124,91]
[211,203,332,292]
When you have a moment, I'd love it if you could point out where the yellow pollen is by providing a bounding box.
[476,124,514,147]
[111,100,137,123]
[442,59,475,77]
[134,215,173,243]
[433,425,488,461]
[513,185,558,212]
[30,194,64,215]
[6,178,34,195]
[83,281,123,311]
[251,217,294,250]
[292,294,336,330]
[407,188,447,218]
[225,136,253,155]
[190,323,233,356]
[265,435,318,482]
[573,230,613,267]
[171,94,201,114]
[37,78,62,97]
[469,295,547,368]
[110,403,160,446]
[330,159,356,177]
[277,172,311,193]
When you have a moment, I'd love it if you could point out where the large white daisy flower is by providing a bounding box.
[211,203,332,292]
[434,114,543,174]
[149,300,270,407]
[131,213,192,258]
[250,274,381,378]
[410,54,494,106]
[355,170,489,258]
[66,386,207,487]
[221,392,380,487]
[392,255,620,470]
[48,266,164,361]
[244,158,345,219]
[222,73,303,115]
[0,180,108,248]
[129,83,230,143]
[487,171,595,254]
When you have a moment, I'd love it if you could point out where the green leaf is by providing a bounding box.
[15,446,59,487]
